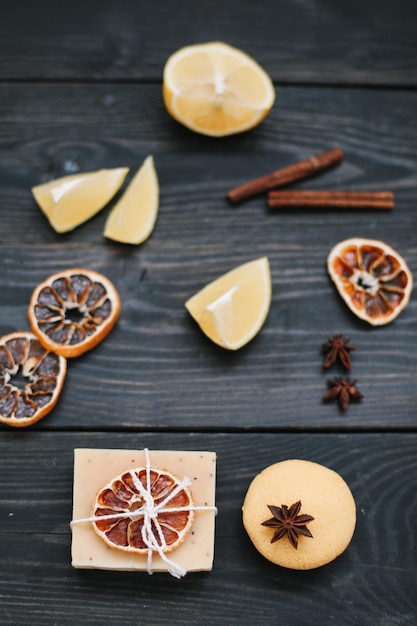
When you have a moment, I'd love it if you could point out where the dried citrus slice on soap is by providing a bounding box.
[163,42,275,137]
[327,237,413,325]
[28,268,121,357]
[0,331,66,427]
[103,156,159,244]
[92,466,194,554]
[32,168,129,233]
[185,257,271,349]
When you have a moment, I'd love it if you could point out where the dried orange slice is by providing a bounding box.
[0,331,66,427]
[327,237,413,325]
[163,42,275,137]
[185,257,271,349]
[28,268,121,358]
[92,466,194,555]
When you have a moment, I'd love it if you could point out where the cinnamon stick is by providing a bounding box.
[267,190,395,210]
[226,147,344,204]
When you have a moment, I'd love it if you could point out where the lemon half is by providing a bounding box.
[163,42,275,137]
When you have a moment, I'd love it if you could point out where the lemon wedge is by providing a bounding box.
[185,257,271,350]
[32,168,129,233]
[103,156,159,245]
[163,42,275,137]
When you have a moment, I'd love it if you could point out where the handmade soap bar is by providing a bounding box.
[71,448,216,573]
[242,459,356,570]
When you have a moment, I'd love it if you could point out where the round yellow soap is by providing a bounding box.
[242,459,356,570]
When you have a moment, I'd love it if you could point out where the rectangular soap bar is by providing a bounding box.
[71,448,217,573]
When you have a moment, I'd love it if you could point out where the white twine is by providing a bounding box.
[71,448,217,578]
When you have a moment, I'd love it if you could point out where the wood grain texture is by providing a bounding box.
[0,2,416,623]
[0,432,416,626]
[0,84,416,247]
[1,0,417,85]
[0,84,416,431]
[0,242,416,431]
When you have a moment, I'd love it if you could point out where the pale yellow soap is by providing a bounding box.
[71,448,217,572]
[242,459,356,570]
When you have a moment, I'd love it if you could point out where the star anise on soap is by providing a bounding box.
[322,334,355,370]
[261,500,314,549]
[323,377,363,411]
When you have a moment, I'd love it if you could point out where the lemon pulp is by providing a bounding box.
[103,156,159,245]
[185,257,271,349]
[32,168,129,233]
[163,42,275,137]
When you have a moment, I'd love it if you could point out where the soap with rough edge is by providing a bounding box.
[242,459,356,570]
[71,448,217,572]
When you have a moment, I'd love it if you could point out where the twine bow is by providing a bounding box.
[71,448,217,578]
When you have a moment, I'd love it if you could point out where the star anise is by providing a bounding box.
[261,500,314,549]
[323,377,363,411]
[322,334,355,370]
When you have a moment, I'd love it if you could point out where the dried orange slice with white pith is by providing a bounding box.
[163,42,275,137]
[28,268,121,358]
[327,238,413,325]
[92,466,194,554]
[0,331,66,427]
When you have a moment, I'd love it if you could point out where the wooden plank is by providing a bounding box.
[0,83,415,247]
[0,241,416,431]
[0,83,416,431]
[0,432,416,625]
[1,0,417,85]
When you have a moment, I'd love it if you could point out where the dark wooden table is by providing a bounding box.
[1,1,416,624]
